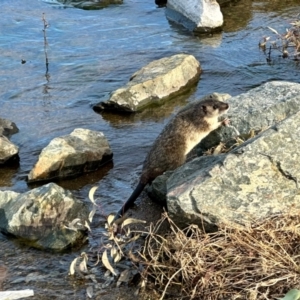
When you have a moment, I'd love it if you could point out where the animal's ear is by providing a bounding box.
[201,105,207,113]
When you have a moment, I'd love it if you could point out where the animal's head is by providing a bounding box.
[200,99,229,118]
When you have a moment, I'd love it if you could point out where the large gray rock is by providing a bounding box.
[96,54,201,112]
[148,81,300,229]
[167,111,300,230]
[200,81,300,151]
[224,81,300,138]
[0,135,19,164]
[0,183,89,251]
[28,128,113,182]
[166,0,223,34]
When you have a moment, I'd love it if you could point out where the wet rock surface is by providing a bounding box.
[166,0,223,33]
[167,110,300,229]
[197,81,300,151]
[0,136,19,165]
[28,128,113,183]
[149,81,300,229]
[0,118,19,138]
[0,183,89,251]
[95,54,201,112]
[0,118,19,165]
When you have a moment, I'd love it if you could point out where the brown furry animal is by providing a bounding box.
[113,96,229,221]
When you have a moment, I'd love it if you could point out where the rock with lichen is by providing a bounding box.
[0,183,89,251]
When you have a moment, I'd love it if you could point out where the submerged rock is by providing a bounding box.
[0,118,19,138]
[166,0,223,34]
[28,128,113,182]
[0,183,89,251]
[0,135,19,165]
[0,118,19,165]
[95,54,201,112]
[148,81,300,229]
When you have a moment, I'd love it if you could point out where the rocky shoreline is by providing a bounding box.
[2,70,300,250]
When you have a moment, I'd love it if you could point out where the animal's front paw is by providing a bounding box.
[222,118,230,126]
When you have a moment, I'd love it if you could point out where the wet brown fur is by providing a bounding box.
[140,98,229,184]
[114,97,229,220]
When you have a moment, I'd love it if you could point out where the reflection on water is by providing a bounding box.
[1,0,300,297]
[54,0,123,10]
[254,0,300,11]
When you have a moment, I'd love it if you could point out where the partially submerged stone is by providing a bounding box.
[167,111,300,230]
[0,118,19,165]
[0,135,19,165]
[0,118,19,137]
[0,183,89,251]
[166,0,223,34]
[96,54,201,112]
[28,128,113,182]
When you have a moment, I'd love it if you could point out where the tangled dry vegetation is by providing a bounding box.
[69,189,300,300]
[139,213,300,300]
[259,15,300,60]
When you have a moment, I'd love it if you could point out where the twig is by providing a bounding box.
[159,267,184,300]
[267,45,272,63]
[42,13,50,81]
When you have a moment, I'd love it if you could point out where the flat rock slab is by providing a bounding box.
[28,128,112,182]
[0,183,89,251]
[167,110,300,230]
[96,54,201,112]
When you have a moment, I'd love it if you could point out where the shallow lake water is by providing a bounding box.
[0,0,300,298]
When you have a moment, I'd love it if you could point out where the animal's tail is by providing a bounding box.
[113,182,146,222]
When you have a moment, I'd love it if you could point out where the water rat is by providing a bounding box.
[113,95,230,222]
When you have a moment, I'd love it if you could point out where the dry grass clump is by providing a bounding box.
[259,15,300,60]
[140,213,300,300]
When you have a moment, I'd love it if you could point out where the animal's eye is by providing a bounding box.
[213,105,218,109]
